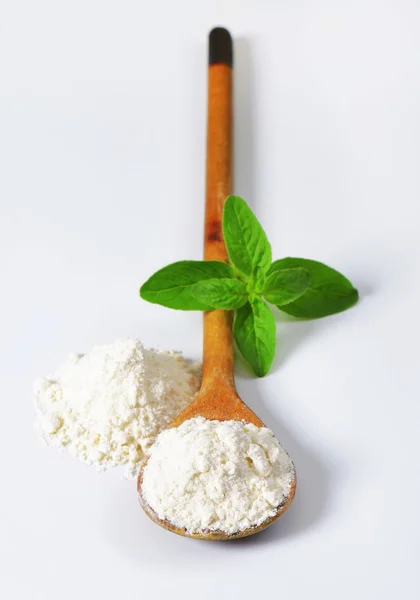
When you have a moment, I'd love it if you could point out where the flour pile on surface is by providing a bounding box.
[34,339,201,477]
[140,417,295,535]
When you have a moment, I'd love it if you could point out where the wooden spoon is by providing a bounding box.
[138,27,296,540]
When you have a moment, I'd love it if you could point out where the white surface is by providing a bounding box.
[0,1,419,598]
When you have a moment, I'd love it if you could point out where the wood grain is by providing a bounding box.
[172,63,263,428]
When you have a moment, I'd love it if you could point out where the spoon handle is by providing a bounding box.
[202,28,235,392]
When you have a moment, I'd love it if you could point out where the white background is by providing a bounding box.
[1,1,419,598]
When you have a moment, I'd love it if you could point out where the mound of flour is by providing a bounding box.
[141,417,295,534]
[34,339,201,476]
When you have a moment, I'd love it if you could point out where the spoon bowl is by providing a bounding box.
[137,376,297,540]
[138,459,296,541]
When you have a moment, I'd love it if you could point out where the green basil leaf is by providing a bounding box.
[140,260,233,310]
[263,267,311,306]
[223,195,272,280]
[233,299,276,377]
[191,279,248,310]
[270,258,358,318]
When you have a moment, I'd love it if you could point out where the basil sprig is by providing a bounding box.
[140,196,358,376]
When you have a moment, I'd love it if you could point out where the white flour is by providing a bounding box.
[141,417,295,534]
[34,339,201,477]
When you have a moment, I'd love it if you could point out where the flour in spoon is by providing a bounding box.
[34,339,201,477]
[140,417,295,534]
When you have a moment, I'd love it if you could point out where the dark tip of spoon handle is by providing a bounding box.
[209,27,233,67]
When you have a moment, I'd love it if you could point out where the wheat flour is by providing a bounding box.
[140,416,295,534]
[34,339,201,477]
